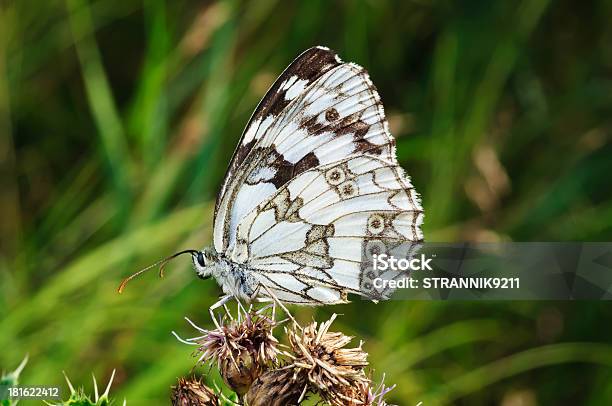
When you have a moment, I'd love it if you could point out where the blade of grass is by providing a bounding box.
[6,1,140,87]
[0,6,22,260]
[187,4,239,202]
[127,0,169,169]
[425,29,458,229]
[0,203,211,352]
[65,0,133,223]
[422,342,612,404]
[426,0,550,229]
[377,319,506,375]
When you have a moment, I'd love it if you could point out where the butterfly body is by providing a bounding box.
[194,46,424,306]
[193,248,260,303]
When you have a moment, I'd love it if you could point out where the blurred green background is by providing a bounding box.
[2,0,612,404]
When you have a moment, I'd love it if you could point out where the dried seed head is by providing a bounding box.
[286,313,369,401]
[245,368,306,406]
[220,348,263,396]
[171,376,218,406]
[194,310,280,395]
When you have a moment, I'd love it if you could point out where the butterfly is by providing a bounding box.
[119,47,423,309]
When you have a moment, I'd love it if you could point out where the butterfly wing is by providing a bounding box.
[214,47,342,253]
[214,48,401,254]
[213,47,423,304]
[230,156,423,304]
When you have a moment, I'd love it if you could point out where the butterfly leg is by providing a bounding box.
[209,294,233,330]
[259,284,300,329]
[228,297,249,323]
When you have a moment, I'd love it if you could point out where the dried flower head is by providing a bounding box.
[286,313,369,403]
[191,308,281,395]
[171,376,219,406]
[245,368,306,406]
[175,306,398,405]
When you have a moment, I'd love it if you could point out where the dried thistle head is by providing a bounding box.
[170,376,219,406]
[176,307,397,405]
[245,368,306,406]
[193,309,281,395]
[286,313,369,402]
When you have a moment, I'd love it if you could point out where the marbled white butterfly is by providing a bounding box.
[119,47,423,308]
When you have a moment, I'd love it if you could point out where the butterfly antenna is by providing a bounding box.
[117,249,198,293]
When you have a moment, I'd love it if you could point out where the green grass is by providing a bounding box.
[2,0,612,404]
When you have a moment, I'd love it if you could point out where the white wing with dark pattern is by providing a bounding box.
[214,47,342,252]
[228,156,423,304]
[212,47,423,304]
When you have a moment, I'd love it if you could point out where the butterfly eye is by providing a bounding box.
[196,252,206,267]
